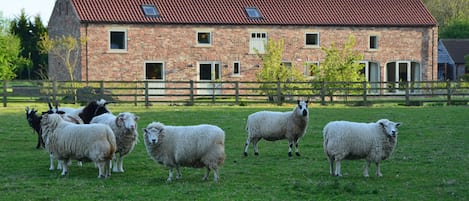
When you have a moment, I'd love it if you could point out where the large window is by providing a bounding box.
[249,32,267,54]
[386,61,421,92]
[305,32,319,47]
[109,30,127,51]
[360,61,380,93]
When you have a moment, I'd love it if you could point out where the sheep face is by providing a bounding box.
[117,113,139,131]
[295,100,309,117]
[378,119,401,137]
[143,126,162,144]
[25,107,39,126]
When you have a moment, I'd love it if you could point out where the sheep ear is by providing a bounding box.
[396,122,402,127]
[25,106,30,112]
[142,128,147,133]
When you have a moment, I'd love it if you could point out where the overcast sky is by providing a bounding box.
[0,0,55,24]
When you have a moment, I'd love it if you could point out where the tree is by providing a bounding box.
[10,9,48,79]
[0,13,27,80]
[38,33,85,82]
[312,35,365,98]
[439,18,469,39]
[255,38,305,103]
[39,33,86,103]
[422,0,469,38]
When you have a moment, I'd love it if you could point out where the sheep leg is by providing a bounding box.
[295,140,301,156]
[115,155,125,172]
[49,154,55,170]
[213,168,220,182]
[36,135,42,149]
[252,139,260,156]
[364,161,370,177]
[61,159,69,176]
[243,138,250,156]
[288,142,293,157]
[176,166,182,180]
[334,160,342,176]
[203,167,211,181]
[112,156,120,172]
[375,162,383,177]
[328,157,334,176]
[96,161,106,178]
[167,168,174,182]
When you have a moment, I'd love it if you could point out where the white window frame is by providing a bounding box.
[109,29,127,52]
[196,31,212,46]
[369,35,378,50]
[305,32,320,47]
[304,61,319,78]
[232,61,241,76]
[249,32,267,54]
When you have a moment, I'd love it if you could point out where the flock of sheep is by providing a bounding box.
[25,99,401,181]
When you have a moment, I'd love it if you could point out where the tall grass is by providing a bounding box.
[0,103,468,200]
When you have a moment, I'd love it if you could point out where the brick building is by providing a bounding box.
[48,0,438,94]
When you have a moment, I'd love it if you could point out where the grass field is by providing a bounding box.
[0,103,468,200]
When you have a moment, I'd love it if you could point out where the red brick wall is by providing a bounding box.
[76,23,437,82]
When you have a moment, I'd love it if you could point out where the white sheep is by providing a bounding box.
[41,113,117,178]
[90,112,139,172]
[323,119,401,177]
[244,100,309,157]
[143,122,226,182]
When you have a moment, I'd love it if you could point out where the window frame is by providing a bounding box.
[305,32,320,47]
[369,35,378,50]
[144,61,165,80]
[245,7,262,19]
[232,61,241,76]
[304,61,320,77]
[196,31,212,46]
[141,4,160,17]
[108,30,127,52]
[249,32,268,54]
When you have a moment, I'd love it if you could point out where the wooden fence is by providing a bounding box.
[2,80,469,107]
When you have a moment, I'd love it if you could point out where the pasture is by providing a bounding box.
[0,103,468,200]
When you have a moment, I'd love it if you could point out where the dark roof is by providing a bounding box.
[440,39,469,64]
[71,0,437,26]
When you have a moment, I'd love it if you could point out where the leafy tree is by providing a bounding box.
[0,13,27,80]
[10,10,48,79]
[39,33,86,103]
[422,0,469,38]
[255,38,305,103]
[312,35,365,97]
[439,18,469,39]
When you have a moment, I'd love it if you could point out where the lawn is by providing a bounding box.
[0,103,468,200]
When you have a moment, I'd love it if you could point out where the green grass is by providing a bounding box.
[1,103,468,200]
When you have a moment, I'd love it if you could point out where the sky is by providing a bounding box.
[0,0,55,25]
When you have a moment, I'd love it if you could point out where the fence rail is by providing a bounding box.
[2,80,469,107]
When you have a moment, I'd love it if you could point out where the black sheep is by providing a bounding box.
[25,107,44,149]
[78,99,111,124]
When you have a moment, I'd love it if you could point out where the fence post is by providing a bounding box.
[144,81,149,107]
[235,81,239,105]
[276,81,282,105]
[99,81,104,98]
[320,81,326,105]
[447,80,452,105]
[189,80,194,106]
[362,81,367,103]
[3,80,7,107]
[405,82,410,106]
[52,80,57,103]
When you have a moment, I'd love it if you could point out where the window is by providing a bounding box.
[197,32,212,45]
[141,5,159,17]
[360,61,380,93]
[386,61,421,92]
[145,62,164,80]
[245,7,262,19]
[250,32,267,54]
[233,61,241,76]
[304,62,319,77]
[369,35,378,49]
[305,33,319,47]
[109,30,127,51]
